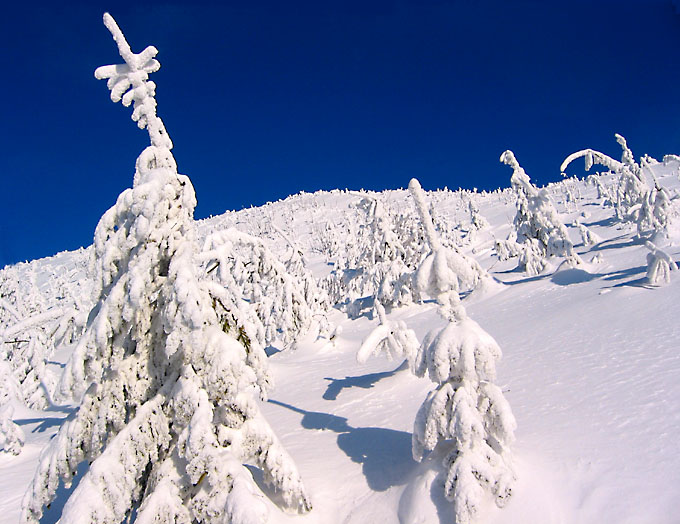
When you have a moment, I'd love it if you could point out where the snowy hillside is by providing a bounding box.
[2,155,680,523]
[2,12,679,524]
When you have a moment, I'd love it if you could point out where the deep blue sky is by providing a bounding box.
[2,1,680,266]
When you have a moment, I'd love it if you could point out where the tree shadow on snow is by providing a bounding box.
[15,417,65,433]
[582,215,620,228]
[322,361,407,400]
[550,268,601,286]
[269,400,417,492]
[589,235,645,253]
[600,265,648,287]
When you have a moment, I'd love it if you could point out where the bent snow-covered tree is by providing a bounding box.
[23,13,310,524]
[501,150,581,275]
[409,179,497,300]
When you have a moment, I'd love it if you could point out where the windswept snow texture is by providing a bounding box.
[2,163,680,523]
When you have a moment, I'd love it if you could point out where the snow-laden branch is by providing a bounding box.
[560,149,623,174]
[0,308,65,340]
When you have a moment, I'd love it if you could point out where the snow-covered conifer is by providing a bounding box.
[200,228,327,349]
[501,150,581,275]
[22,13,310,523]
[409,179,497,301]
[573,220,601,247]
[467,194,489,232]
[0,356,25,455]
[359,180,515,523]
[409,301,516,523]
[644,241,677,286]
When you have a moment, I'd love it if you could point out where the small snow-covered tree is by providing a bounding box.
[467,193,489,232]
[357,300,419,366]
[644,241,677,286]
[501,150,581,275]
[22,13,310,523]
[409,298,516,523]
[573,219,601,247]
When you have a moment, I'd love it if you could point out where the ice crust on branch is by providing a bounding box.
[22,13,310,524]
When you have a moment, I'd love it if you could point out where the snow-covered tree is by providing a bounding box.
[22,13,310,523]
[409,179,497,301]
[573,219,601,247]
[467,194,489,232]
[501,150,581,275]
[200,228,328,349]
[0,356,25,455]
[409,301,516,523]
[347,194,418,308]
[358,179,515,523]
[644,241,677,286]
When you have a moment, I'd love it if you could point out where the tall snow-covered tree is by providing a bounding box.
[22,13,310,523]
[501,150,581,275]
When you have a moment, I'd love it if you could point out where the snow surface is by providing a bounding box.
[2,165,680,523]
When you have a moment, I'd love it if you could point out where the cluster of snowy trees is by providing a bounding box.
[561,134,673,240]
[497,151,581,275]
[0,250,92,454]
[560,134,678,285]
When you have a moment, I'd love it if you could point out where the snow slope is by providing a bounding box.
[2,162,680,524]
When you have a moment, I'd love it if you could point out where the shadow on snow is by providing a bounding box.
[269,399,417,492]
[322,361,407,401]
